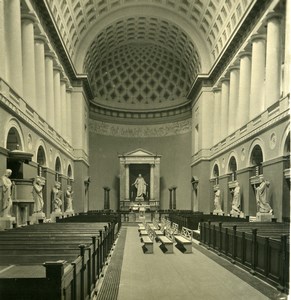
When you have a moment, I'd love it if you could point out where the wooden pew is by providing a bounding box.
[158,230,174,254]
[142,230,154,254]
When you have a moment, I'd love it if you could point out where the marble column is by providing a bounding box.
[66,87,72,144]
[53,66,62,134]
[125,164,129,200]
[21,13,37,107]
[228,66,240,134]
[6,0,23,94]
[34,35,47,119]
[60,78,67,139]
[220,78,230,139]
[212,87,221,144]
[284,0,291,96]
[45,52,55,127]
[150,164,155,200]
[249,34,266,120]
[265,13,282,108]
[0,0,6,80]
[237,51,252,129]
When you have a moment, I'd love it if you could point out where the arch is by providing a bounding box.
[280,125,290,156]
[34,139,48,166]
[67,164,73,179]
[74,5,211,73]
[248,138,265,167]
[4,118,25,151]
[211,161,220,179]
[55,156,62,174]
[37,146,47,167]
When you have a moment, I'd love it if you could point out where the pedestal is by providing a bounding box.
[64,210,74,218]
[256,212,274,222]
[51,211,63,222]
[213,209,224,216]
[30,212,45,224]
[0,216,16,229]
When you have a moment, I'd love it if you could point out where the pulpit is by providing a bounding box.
[119,148,161,211]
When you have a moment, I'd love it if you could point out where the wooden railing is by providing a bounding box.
[200,221,289,294]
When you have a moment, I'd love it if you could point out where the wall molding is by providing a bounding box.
[89,118,192,138]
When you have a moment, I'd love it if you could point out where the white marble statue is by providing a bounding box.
[0,169,13,217]
[52,182,62,213]
[256,179,272,213]
[65,185,74,212]
[132,174,147,199]
[213,188,223,214]
[231,182,241,214]
[32,177,44,213]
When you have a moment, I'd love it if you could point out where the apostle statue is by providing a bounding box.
[52,182,62,213]
[230,182,241,214]
[213,188,223,214]
[255,179,273,213]
[0,169,13,217]
[65,185,74,212]
[32,176,44,213]
[132,174,147,200]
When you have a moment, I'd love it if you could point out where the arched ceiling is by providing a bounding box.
[45,0,253,114]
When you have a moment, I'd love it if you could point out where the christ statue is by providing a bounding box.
[132,174,147,200]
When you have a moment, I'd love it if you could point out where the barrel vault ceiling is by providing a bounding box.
[44,0,253,114]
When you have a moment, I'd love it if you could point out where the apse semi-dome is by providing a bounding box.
[83,16,201,111]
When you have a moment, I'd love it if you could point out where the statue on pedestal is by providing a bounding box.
[32,177,45,213]
[65,185,74,212]
[230,182,241,215]
[255,179,272,213]
[132,174,147,201]
[52,182,62,213]
[213,188,223,214]
[0,169,13,217]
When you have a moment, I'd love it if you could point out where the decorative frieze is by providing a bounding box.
[89,118,192,137]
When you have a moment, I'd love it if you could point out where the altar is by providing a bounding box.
[119,149,161,211]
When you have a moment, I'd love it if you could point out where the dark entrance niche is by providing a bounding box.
[129,164,150,201]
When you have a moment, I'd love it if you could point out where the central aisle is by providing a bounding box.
[117,226,269,300]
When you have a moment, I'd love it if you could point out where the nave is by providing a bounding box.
[97,225,284,300]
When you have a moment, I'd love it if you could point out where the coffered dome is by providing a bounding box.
[84,16,201,110]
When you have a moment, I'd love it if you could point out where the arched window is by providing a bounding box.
[250,145,263,175]
[6,127,22,151]
[37,146,46,176]
[228,156,237,181]
[67,164,73,184]
[213,164,219,184]
[55,157,61,181]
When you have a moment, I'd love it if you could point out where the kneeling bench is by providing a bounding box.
[140,230,148,237]
[159,236,173,253]
[142,236,153,254]
[175,227,193,253]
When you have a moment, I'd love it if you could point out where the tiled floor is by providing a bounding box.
[117,226,270,300]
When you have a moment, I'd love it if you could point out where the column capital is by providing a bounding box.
[212,86,221,93]
[250,33,266,43]
[266,12,283,22]
[60,77,68,84]
[35,34,47,44]
[21,12,37,23]
[228,65,240,72]
[238,51,252,59]
[53,64,62,72]
[219,76,230,84]
[66,86,73,93]
[45,51,55,59]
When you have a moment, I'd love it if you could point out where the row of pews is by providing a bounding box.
[0,215,120,300]
[199,220,289,294]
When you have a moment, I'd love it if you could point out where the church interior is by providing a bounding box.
[0,0,290,299]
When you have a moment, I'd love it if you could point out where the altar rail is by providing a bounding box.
[200,221,289,294]
[169,212,248,230]
[0,222,117,300]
